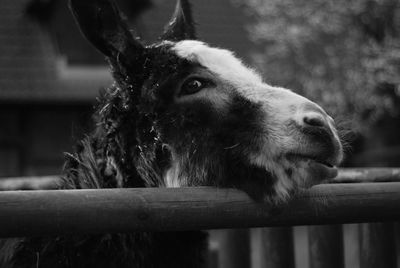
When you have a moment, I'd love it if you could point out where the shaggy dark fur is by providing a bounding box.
[0,58,209,268]
[0,1,211,267]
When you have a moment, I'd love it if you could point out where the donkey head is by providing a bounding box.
[70,0,343,203]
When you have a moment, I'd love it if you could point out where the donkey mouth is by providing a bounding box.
[286,153,338,179]
[308,160,338,179]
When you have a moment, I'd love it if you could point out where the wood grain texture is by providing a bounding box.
[0,182,399,237]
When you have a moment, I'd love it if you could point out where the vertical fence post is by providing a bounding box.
[359,222,397,268]
[260,227,295,268]
[308,225,344,268]
[395,223,400,267]
[218,229,250,268]
[206,247,219,268]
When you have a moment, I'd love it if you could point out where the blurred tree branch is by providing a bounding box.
[234,0,400,130]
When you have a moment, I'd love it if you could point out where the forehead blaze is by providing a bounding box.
[172,40,263,88]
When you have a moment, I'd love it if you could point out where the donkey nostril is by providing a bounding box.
[303,115,326,128]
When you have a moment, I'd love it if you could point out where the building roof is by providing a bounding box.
[0,0,58,101]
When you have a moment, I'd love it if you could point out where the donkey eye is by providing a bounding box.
[180,78,210,96]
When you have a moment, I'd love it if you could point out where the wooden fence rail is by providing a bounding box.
[0,182,400,237]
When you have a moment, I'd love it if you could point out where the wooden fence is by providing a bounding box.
[1,168,400,268]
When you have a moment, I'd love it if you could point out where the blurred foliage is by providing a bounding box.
[234,0,400,130]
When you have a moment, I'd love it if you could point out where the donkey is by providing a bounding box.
[0,0,343,267]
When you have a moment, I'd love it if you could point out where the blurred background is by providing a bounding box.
[0,0,400,267]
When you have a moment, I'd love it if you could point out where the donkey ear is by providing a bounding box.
[160,0,196,41]
[69,0,143,58]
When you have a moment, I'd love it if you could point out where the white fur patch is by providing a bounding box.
[172,40,313,122]
[164,163,181,188]
[173,40,263,88]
